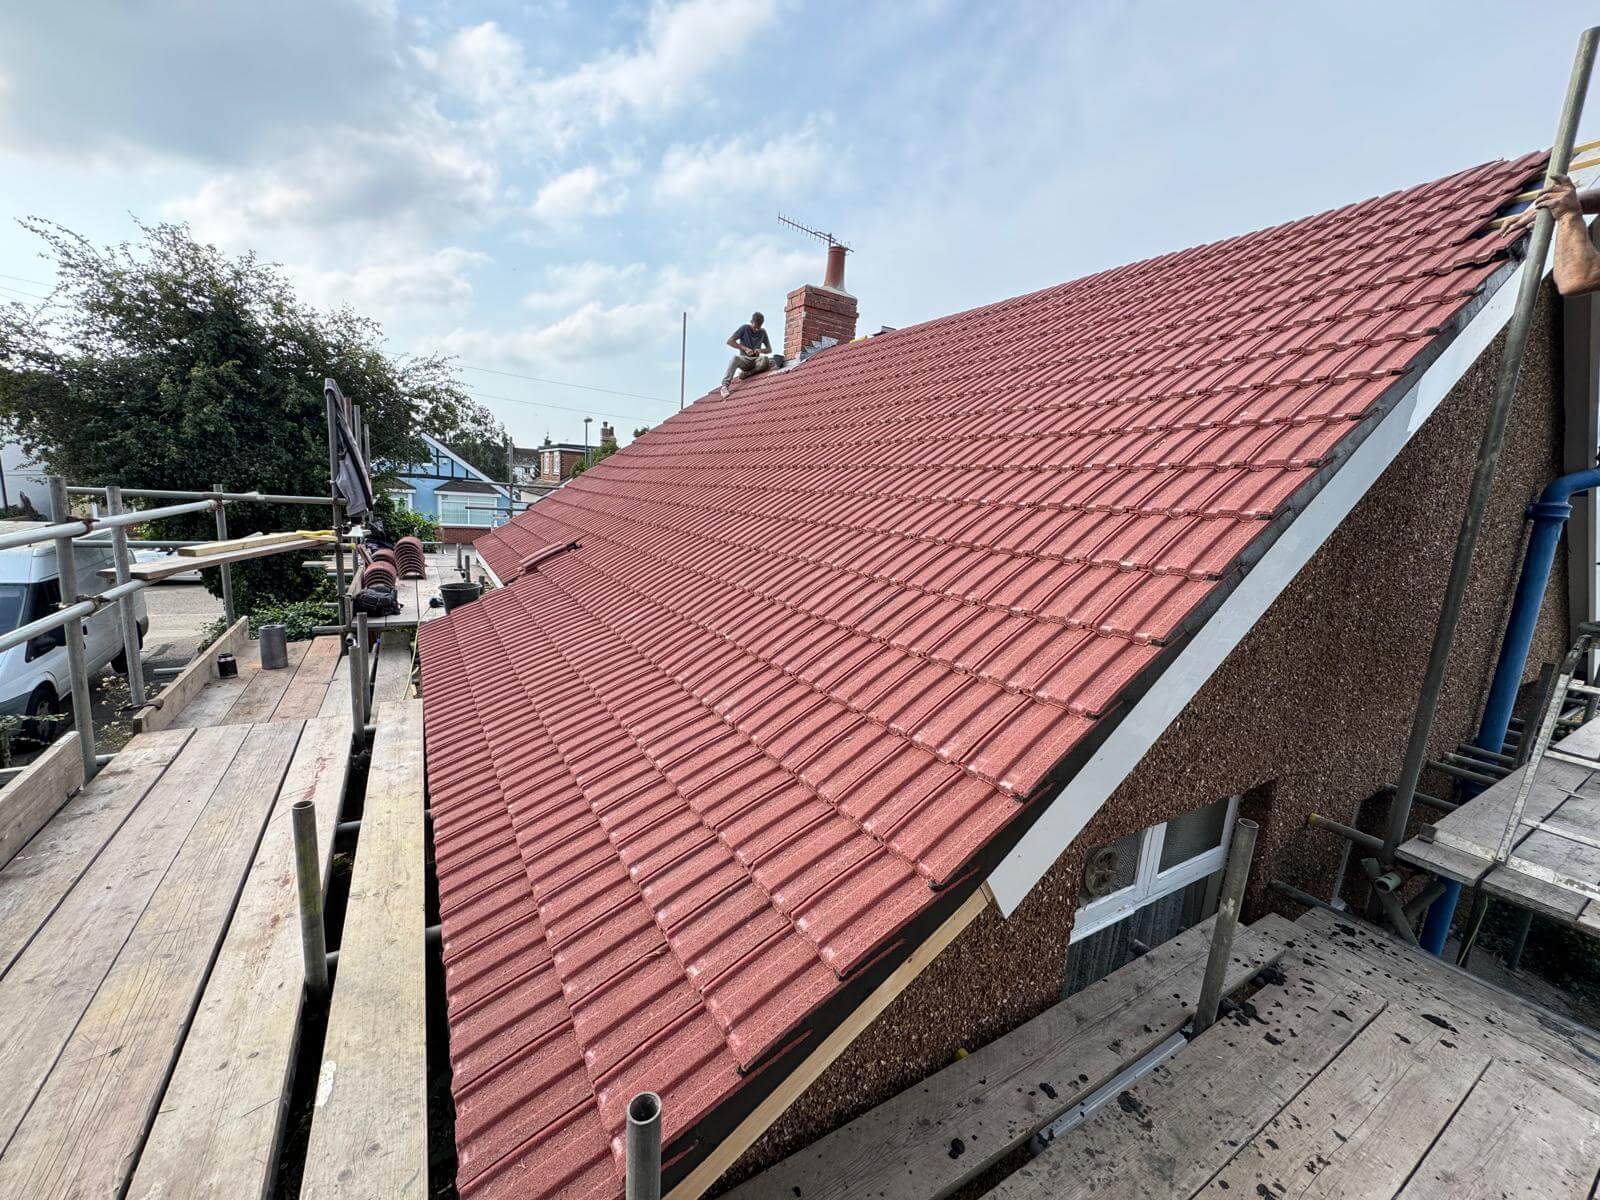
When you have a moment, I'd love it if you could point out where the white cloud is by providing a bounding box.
[432,0,779,149]
[530,165,628,226]
[552,0,773,118]
[656,127,829,204]
[428,234,816,368]
[524,260,647,310]
[294,247,490,322]
[423,21,525,106]
[165,123,500,254]
[655,235,817,317]
[432,297,678,364]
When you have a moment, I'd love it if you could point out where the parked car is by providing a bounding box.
[0,523,148,739]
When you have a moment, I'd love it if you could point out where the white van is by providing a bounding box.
[0,523,149,736]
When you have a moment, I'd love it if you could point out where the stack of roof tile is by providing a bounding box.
[417,153,1542,1200]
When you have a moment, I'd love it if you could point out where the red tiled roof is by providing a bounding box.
[418,153,1542,1199]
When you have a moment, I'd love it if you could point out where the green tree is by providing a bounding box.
[0,219,505,603]
[444,412,510,482]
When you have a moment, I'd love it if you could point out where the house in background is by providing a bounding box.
[384,432,511,544]
[511,425,616,501]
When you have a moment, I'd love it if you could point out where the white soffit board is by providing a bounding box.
[986,258,1537,916]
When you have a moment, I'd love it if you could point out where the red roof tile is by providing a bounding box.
[419,152,1543,1198]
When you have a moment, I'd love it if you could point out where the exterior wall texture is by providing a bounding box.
[438,524,497,545]
[725,285,1575,1185]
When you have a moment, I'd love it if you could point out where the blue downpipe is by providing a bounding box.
[1419,465,1600,953]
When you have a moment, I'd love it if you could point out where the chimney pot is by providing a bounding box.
[784,243,859,361]
[824,243,848,290]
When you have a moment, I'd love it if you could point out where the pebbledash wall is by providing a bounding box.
[722,285,1573,1186]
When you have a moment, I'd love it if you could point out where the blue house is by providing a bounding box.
[385,433,511,543]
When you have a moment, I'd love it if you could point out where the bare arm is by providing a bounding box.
[1540,175,1600,296]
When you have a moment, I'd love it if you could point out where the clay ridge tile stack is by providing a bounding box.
[396,535,427,579]
[417,153,1543,1199]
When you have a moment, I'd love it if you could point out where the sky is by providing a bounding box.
[0,1,1596,453]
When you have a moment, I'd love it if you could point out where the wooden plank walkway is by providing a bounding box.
[129,713,352,1200]
[0,624,429,1196]
[724,916,1294,1200]
[170,633,358,728]
[1399,719,1600,931]
[0,724,254,1148]
[985,964,1385,1199]
[371,635,415,704]
[165,625,416,731]
[0,728,191,973]
[301,699,428,1199]
[0,721,304,1199]
[135,616,251,733]
[735,907,1600,1200]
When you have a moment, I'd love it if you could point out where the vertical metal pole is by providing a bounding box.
[105,486,146,708]
[326,390,349,628]
[679,311,687,411]
[1505,907,1535,970]
[1193,818,1258,1035]
[347,617,370,730]
[1386,26,1600,861]
[626,1092,662,1200]
[48,476,97,784]
[212,483,235,628]
[292,798,330,997]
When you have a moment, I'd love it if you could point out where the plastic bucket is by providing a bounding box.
[440,581,482,613]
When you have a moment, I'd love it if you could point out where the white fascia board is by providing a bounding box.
[985,258,1536,915]
[477,551,504,589]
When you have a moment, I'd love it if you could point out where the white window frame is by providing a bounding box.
[387,488,412,512]
[1069,794,1241,944]
[436,491,499,527]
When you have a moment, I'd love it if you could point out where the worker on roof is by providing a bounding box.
[1509,174,1600,296]
[720,311,772,398]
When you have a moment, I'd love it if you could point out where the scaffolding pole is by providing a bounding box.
[48,477,98,784]
[104,485,146,708]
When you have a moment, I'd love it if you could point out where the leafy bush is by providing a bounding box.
[199,576,337,644]
[0,218,506,606]
[372,491,439,542]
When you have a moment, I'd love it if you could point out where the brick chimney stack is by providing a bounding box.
[600,422,617,451]
[784,243,857,361]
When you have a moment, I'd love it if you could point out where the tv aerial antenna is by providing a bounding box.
[778,213,851,252]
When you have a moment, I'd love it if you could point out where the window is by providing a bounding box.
[1063,795,1240,997]
[1070,795,1240,945]
[388,489,412,512]
[437,495,498,527]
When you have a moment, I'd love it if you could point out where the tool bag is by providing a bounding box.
[352,583,402,617]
